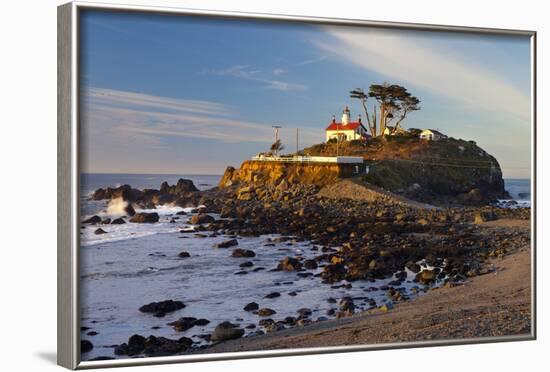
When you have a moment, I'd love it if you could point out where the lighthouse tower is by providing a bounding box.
[341,106,351,125]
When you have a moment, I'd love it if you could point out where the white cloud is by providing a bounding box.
[213,65,307,92]
[297,56,327,65]
[81,87,320,146]
[312,27,530,123]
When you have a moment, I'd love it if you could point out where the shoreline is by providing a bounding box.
[195,228,531,354]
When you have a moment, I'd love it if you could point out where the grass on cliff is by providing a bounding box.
[300,135,504,196]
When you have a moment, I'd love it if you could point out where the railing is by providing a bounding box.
[251,155,364,164]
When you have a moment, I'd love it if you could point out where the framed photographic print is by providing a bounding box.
[57,1,536,369]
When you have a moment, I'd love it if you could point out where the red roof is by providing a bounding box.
[326,122,362,131]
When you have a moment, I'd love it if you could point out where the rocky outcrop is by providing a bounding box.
[91,178,200,209]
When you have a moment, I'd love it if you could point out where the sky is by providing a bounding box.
[79,10,532,178]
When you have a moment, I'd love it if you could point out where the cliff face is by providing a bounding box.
[219,160,358,189]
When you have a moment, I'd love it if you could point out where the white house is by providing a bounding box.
[325,106,369,142]
[419,129,448,141]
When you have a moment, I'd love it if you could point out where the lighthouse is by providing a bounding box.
[325,106,369,143]
[341,106,351,125]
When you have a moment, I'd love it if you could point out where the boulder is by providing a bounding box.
[303,259,318,270]
[81,340,94,353]
[130,212,159,223]
[243,302,259,311]
[124,204,136,217]
[111,218,126,225]
[277,257,302,271]
[178,251,191,258]
[257,308,276,316]
[264,292,281,299]
[211,322,244,342]
[94,228,107,235]
[214,239,238,248]
[83,215,101,224]
[231,249,256,258]
[139,300,185,317]
[416,270,436,285]
[167,317,197,332]
[189,214,215,225]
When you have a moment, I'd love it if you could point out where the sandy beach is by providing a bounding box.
[198,219,532,354]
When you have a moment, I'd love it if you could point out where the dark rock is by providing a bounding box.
[232,249,256,258]
[239,261,254,268]
[264,292,281,299]
[81,340,93,353]
[178,251,191,258]
[244,302,259,311]
[124,204,136,217]
[214,239,238,248]
[111,218,126,224]
[321,263,347,283]
[139,300,185,317]
[83,215,101,224]
[211,322,244,342]
[101,218,111,224]
[129,212,159,223]
[303,259,318,270]
[168,317,197,332]
[405,261,421,273]
[94,228,107,235]
[339,297,356,313]
[176,210,188,216]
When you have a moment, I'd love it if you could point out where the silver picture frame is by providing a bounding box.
[57,1,537,369]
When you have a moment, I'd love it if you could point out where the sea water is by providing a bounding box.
[502,178,531,208]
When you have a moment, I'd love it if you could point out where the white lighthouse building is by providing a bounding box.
[325,106,369,142]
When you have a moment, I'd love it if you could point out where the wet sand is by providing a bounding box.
[198,219,532,353]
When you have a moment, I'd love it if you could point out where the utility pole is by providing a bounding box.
[296,128,299,155]
[272,125,282,156]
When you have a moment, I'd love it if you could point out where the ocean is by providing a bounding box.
[79,174,531,360]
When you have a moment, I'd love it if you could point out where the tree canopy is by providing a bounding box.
[350,83,421,137]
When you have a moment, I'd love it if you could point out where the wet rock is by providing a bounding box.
[124,204,136,217]
[243,302,259,311]
[264,292,281,299]
[321,263,347,283]
[231,249,256,258]
[139,300,185,317]
[129,212,159,223]
[277,256,302,271]
[257,308,276,316]
[178,251,191,258]
[189,213,215,225]
[194,318,210,326]
[115,334,191,357]
[303,259,318,270]
[214,239,239,248]
[405,261,421,273]
[94,228,107,235]
[239,261,254,268]
[111,218,126,224]
[168,317,197,332]
[297,308,312,318]
[87,331,98,336]
[339,297,355,313]
[81,340,93,353]
[83,215,101,224]
[176,210,188,216]
[101,218,111,224]
[416,270,436,285]
[211,322,244,342]
[288,291,298,296]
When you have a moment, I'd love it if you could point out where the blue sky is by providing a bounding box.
[80,10,532,177]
